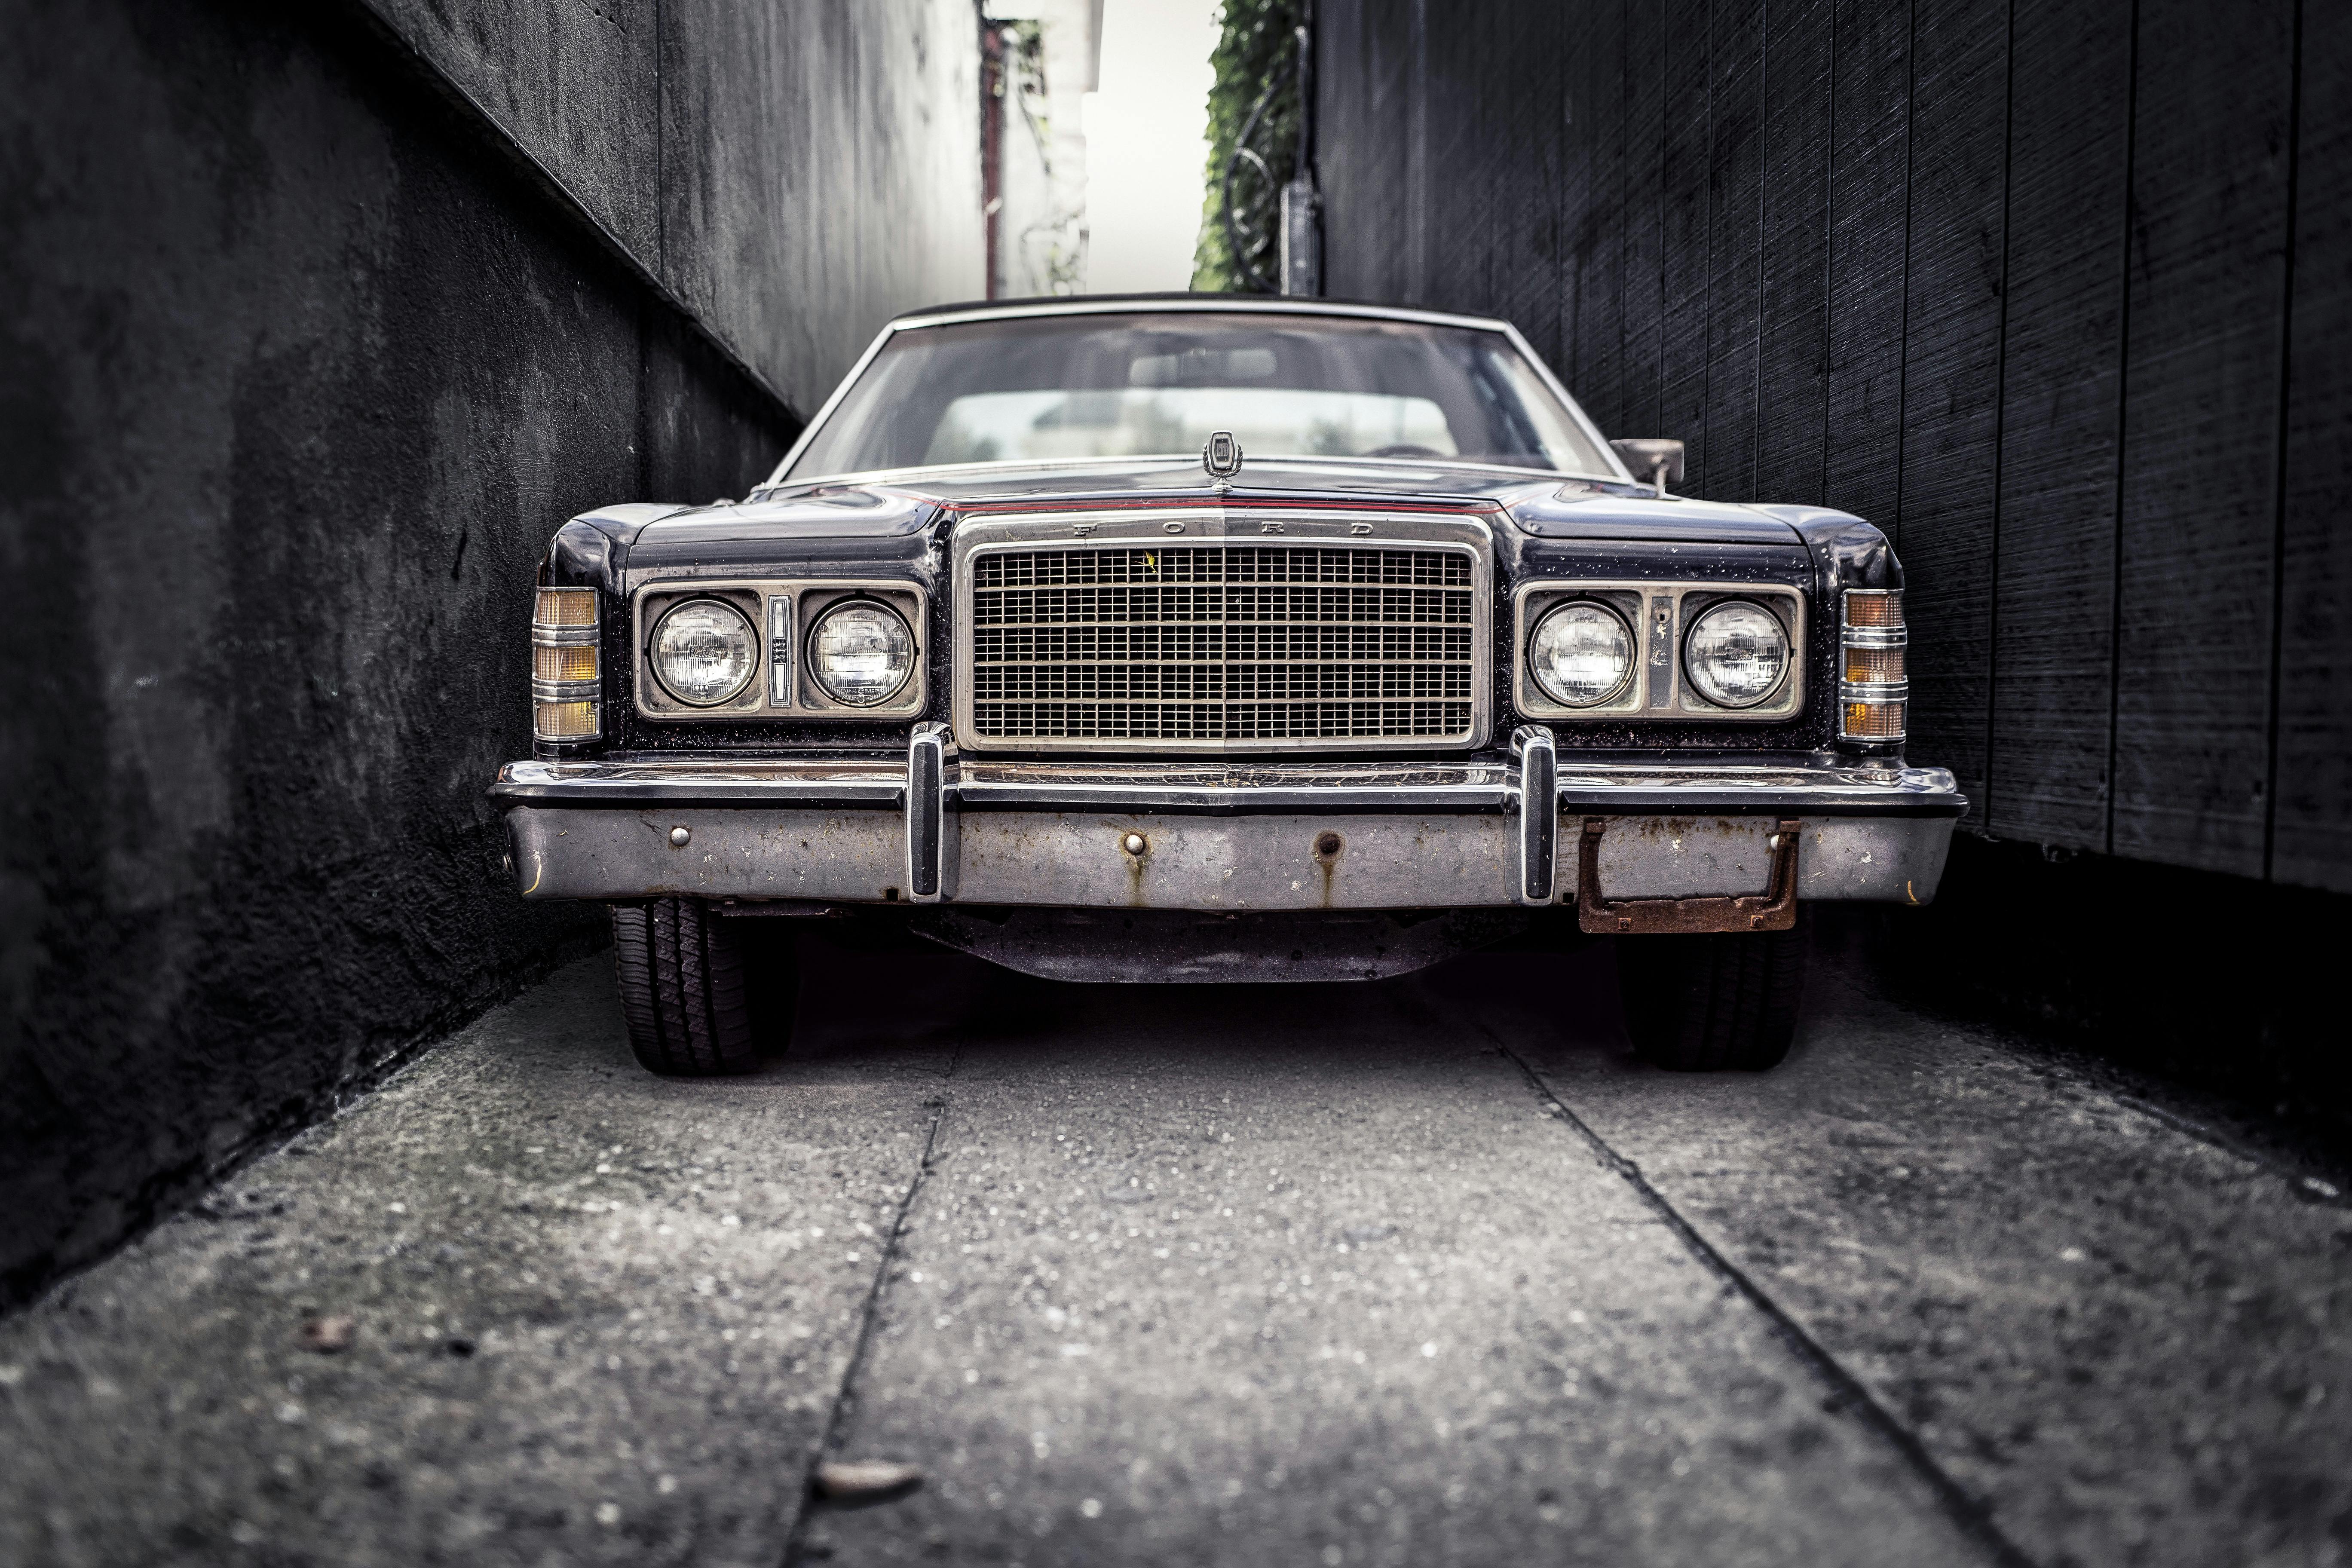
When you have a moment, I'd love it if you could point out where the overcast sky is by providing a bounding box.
[1082,0,1222,293]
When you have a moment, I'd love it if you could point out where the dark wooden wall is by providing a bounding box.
[1319,0,2350,894]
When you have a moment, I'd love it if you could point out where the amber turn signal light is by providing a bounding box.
[1844,643,1906,685]
[534,643,599,683]
[1839,590,1907,743]
[532,588,601,742]
[1842,701,1905,739]
[535,587,598,627]
[1843,589,1903,628]
[533,699,599,741]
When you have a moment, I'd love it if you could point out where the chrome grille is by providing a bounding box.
[966,544,1480,749]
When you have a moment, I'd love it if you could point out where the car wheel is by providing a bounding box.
[1614,912,1808,1072]
[611,899,785,1076]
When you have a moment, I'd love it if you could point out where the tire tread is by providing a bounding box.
[610,899,775,1075]
[1616,914,1807,1072]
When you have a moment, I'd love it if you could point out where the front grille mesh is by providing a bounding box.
[968,545,1478,747]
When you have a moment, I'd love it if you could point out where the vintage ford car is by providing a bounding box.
[491,297,1959,1076]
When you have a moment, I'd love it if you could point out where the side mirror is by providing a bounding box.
[1609,438,1686,498]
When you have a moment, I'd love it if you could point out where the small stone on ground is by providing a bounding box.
[298,1315,354,1353]
[815,1460,925,1504]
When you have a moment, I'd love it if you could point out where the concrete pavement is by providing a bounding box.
[1,932,2346,1567]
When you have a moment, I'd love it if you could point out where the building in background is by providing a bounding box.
[1082,0,1220,293]
[983,0,1101,298]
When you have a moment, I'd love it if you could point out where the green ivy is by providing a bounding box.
[1191,0,1307,292]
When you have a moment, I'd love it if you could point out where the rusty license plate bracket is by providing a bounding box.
[1576,817,1801,934]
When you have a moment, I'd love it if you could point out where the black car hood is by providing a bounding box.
[622,457,1807,567]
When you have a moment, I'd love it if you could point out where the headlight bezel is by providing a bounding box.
[805,596,917,708]
[1680,597,1794,710]
[631,579,928,721]
[648,596,760,708]
[1512,580,1805,723]
[1527,599,1637,708]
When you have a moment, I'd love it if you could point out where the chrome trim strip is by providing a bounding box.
[1514,726,1558,904]
[495,759,907,806]
[906,725,950,902]
[531,680,601,701]
[960,781,1516,812]
[1839,681,1911,702]
[531,625,601,647]
[491,758,1966,817]
[886,297,1532,335]
[1840,626,1908,649]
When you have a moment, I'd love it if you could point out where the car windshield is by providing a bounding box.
[775,310,1615,482]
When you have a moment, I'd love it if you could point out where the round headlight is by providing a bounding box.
[808,600,914,706]
[1529,600,1634,707]
[650,598,756,706]
[1683,600,1790,708]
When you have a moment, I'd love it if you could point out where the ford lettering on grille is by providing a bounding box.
[964,541,1481,750]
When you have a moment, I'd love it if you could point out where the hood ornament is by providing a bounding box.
[1201,429,1243,481]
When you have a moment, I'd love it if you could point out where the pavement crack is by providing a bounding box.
[1485,1030,2041,1568]
[781,1047,961,1567]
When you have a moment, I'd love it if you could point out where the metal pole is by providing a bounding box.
[1279,15,1322,297]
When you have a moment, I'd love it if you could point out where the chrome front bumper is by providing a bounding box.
[492,736,1964,912]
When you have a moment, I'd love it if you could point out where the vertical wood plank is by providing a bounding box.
[1892,0,2008,812]
[1755,0,1834,505]
[1703,0,1767,499]
[1556,0,1598,409]
[1618,0,1669,439]
[2112,0,2294,872]
[1488,0,1566,361]
[1421,0,1488,314]
[1312,0,1367,300]
[1568,0,1631,433]
[1823,0,1912,541]
[1312,0,1354,297]
[1406,0,1430,301]
[1657,0,1714,487]
[1987,0,2132,848]
[2272,0,2349,891]
[1376,0,1418,304]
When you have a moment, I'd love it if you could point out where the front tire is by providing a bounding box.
[612,899,780,1076]
[1614,913,1809,1072]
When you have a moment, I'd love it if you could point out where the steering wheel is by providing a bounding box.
[1362,444,1445,460]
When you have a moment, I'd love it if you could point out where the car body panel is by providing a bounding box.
[506,297,1954,966]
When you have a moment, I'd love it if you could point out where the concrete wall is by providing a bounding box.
[1317,0,2352,897]
[0,0,983,1308]
[366,0,987,411]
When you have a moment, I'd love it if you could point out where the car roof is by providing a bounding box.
[882,293,1519,335]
